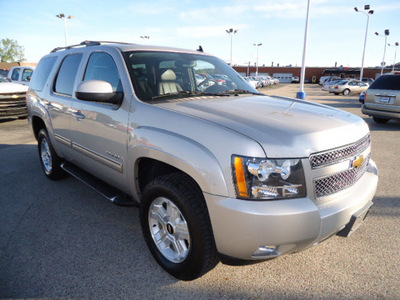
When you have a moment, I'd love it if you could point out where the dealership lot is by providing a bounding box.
[1,84,399,299]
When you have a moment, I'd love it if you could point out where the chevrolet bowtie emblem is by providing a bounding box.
[350,155,364,169]
[12,94,20,99]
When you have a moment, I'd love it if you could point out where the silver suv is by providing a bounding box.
[27,41,378,280]
[362,73,400,123]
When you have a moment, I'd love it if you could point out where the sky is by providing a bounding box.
[1,0,399,68]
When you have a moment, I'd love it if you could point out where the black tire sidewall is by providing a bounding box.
[140,175,216,280]
[38,129,64,180]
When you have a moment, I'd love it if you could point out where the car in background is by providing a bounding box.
[322,79,342,91]
[359,91,366,104]
[0,69,9,77]
[362,73,400,124]
[319,76,341,85]
[7,66,35,86]
[243,76,259,89]
[291,76,299,83]
[329,79,369,95]
[362,78,374,85]
[0,74,29,119]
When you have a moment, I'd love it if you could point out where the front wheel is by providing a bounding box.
[140,173,218,280]
[38,129,66,180]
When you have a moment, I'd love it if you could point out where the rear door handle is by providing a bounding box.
[72,110,86,121]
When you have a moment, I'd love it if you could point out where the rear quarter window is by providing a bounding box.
[369,75,400,90]
[30,57,57,91]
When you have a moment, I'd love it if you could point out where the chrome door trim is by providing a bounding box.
[72,142,123,173]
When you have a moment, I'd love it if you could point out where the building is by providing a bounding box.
[233,65,397,83]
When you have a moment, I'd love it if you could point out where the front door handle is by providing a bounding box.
[72,110,85,121]
[44,101,54,111]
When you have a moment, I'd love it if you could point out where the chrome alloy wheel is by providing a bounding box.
[40,138,52,174]
[148,197,191,263]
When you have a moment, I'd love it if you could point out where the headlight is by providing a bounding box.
[232,155,306,200]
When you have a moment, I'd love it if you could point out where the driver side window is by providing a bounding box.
[84,52,122,92]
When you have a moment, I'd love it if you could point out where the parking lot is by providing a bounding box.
[1,83,399,299]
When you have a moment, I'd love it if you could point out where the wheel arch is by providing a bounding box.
[128,127,229,202]
[31,115,46,141]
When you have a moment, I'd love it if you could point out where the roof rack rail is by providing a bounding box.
[50,40,135,53]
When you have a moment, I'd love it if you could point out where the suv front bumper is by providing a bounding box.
[205,159,378,260]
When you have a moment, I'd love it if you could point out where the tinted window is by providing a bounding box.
[369,75,400,91]
[11,68,20,81]
[84,52,121,92]
[125,51,255,102]
[22,69,33,81]
[30,57,57,91]
[55,53,83,96]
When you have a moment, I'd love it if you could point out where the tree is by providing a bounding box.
[0,38,26,62]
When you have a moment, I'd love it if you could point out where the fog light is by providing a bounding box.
[252,246,282,259]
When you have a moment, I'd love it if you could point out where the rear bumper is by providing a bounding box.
[205,159,378,260]
[362,105,400,120]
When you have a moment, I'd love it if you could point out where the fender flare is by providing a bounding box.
[128,126,228,200]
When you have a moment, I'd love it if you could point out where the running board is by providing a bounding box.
[61,162,137,206]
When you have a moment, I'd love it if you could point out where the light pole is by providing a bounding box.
[226,28,238,65]
[253,43,262,76]
[354,5,374,80]
[388,42,399,72]
[375,29,390,75]
[296,0,311,100]
[56,14,74,46]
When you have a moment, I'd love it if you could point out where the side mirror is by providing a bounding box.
[75,80,123,104]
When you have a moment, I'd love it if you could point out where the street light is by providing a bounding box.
[296,0,311,100]
[56,14,74,46]
[388,42,399,72]
[375,29,390,75]
[253,43,262,76]
[225,28,238,65]
[354,5,374,80]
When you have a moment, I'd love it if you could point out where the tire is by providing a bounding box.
[140,173,219,280]
[343,89,350,96]
[372,117,390,124]
[38,129,66,180]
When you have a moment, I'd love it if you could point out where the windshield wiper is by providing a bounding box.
[229,89,265,96]
[151,90,231,101]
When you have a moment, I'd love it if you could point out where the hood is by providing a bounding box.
[153,95,369,158]
[0,82,29,93]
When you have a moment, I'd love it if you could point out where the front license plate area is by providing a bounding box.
[337,208,370,237]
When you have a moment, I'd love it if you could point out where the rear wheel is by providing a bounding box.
[343,89,350,96]
[38,129,66,180]
[372,117,390,124]
[140,173,218,280]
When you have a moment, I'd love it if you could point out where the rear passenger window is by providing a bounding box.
[83,52,121,92]
[54,53,83,96]
[30,57,57,91]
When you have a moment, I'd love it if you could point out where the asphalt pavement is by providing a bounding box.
[1,84,399,299]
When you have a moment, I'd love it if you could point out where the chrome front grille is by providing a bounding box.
[309,135,370,169]
[314,155,370,198]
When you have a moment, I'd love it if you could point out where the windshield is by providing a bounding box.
[124,51,259,102]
